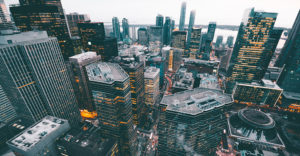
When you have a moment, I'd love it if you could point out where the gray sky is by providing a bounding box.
[5,0,300,28]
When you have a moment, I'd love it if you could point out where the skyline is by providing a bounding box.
[5,0,300,28]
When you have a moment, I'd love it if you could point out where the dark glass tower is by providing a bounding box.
[66,13,90,37]
[215,36,223,48]
[186,10,196,50]
[122,18,130,39]
[138,27,148,45]
[179,1,186,31]
[10,0,73,59]
[0,31,81,126]
[163,16,172,45]
[112,17,121,41]
[277,10,300,93]
[77,22,105,58]
[156,14,164,27]
[86,62,137,156]
[103,37,118,61]
[226,36,234,47]
[226,8,277,93]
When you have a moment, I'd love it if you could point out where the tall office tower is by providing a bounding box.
[171,31,187,50]
[163,16,172,45]
[146,55,166,88]
[0,0,13,31]
[226,8,277,93]
[122,18,130,39]
[264,28,283,67]
[116,57,145,125]
[0,85,17,123]
[189,28,202,59]
[149,26,163,43]
[0,31,81,126]
[179,1,186,31]
[276,10,300,94]
[226,36,234,47]
[138,27,148,45]
[156,14,164,27]
[158,88,233,155]
[112,17,121,41]
[66,13,90,37]
[7,116,70,156]
[171,19,175,31]
[215,36,223,48]
[186,10,196,49]
[207,22,217,41]
[69,52,101,112]
[144,67,160,108]
[10,3,73,59]
[103,37,118,61]
[77,22,105,58]
[19,0,65,16]
[86,62,137,155]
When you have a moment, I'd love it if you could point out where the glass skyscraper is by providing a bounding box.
[163,16,172,45]
[0,31,81,126]
[186,10,196,50]
[112,17,121,41]
[226,8,278,93]
[156,14,164,27]
[179,1,186,31]
[122,18,130,39]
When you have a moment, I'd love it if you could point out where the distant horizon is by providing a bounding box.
[5,0,299,28]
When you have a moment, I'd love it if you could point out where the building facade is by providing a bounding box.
[171,31,187,50]
[0,31,81,126]
[0,85,17,123]
[66,13,90,37]
[138,27,148,45]
[144,67,160,107]
[186,10,196,50]
[179,2,186,31]
[189,28,202,59]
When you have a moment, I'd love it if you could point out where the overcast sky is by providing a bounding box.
[5,0,300,28]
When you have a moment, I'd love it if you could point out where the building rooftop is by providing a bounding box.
[69,52,98,63]
[198,73,220,89]
[7,116,69,151]
[173,68,194,90]
[144,67,160,79]
[86,62,128,83]
[228,109,285,148]
[237,79,282,90]
[183,58,220,66]
[161,88,232,115]
[0,31,48,45]
[282,91,300,101]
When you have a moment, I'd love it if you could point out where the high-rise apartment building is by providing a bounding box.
[66,13,90,37]
[226,8,277,93]
[171,31,187,50]
[10,1,73,59]
[179,1,186,31]
[85,62,137,155]
[0,85,17,123]
[0,31,81,126]
[156,14,164,27]
[69,52,101,112]
[77,22,105,58]
[0,0,14,31]
[186,10,196,49]
[189,28,202,59]
[158,88,233,155]
[112,17,121,41]
[144,67,160,107]
[138,27,148,45]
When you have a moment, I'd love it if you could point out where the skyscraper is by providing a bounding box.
[163,16,172,45]
[277,10,300,94]
[77,22,105,58]
[207,22,216,41]
[215,35,223,48]
[10,0,73,59]
[158,88,233,155]
[171,19,175,31]
[85,62,137,155]
[226,36,234,47]
[112,17,121,41]
[69,52,101,112]
[186,10,196,49]
[144,67,160,108]
[0,0,13,31]
[226,8,277,93]
[103,37,118,61]
[171,31,187,50]
[200,22,217,60]
[66,13,90,37]
[0,31,81,126]
[189,28,202,59]
[179,1,186,31]
[0,85,17,123]
[156,14,164,27]
[122,18,130,39]
[138,27,148,45]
